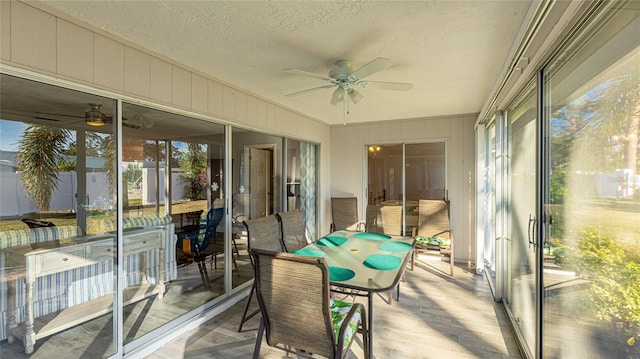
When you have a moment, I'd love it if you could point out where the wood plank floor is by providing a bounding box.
[0,254,521,358]
[148,255,523,359]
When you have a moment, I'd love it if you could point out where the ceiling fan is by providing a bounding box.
[34,103,141,129]
[285,57,413,106]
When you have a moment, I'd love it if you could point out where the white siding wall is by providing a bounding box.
[330,114,477,263]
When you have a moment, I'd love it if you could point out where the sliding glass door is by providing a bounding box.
[542,3,640,358]
[505,81,538,358]
[365,142,446,236]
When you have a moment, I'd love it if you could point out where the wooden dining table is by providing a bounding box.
[294,230,416,359]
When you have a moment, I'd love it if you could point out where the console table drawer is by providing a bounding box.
[36,247,87,276]
[90,243,116,262]
[124,232,161,252]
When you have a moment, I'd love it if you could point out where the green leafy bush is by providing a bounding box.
[571,228,640,353]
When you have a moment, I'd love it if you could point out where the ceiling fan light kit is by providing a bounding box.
[85,103,105,126]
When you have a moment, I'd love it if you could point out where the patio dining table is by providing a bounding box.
[294,230,415,359]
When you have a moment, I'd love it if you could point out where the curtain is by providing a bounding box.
[300,142,317,240]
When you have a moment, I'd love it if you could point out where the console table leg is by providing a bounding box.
[6,281,17,344]
[24,280,35,354]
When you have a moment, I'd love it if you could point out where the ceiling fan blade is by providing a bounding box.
[104,116,142,129]
[351,57,393,80]
[33,116,62,122]
[35,112,85,120]
[286,84,336,97]
[284,68,336,83]
[358,80,413,91]
[123,122,141,129]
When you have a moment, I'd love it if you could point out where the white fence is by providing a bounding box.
[1,169,188,218]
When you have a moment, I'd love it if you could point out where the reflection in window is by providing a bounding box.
[543,5,640,358]
[0,75,118,356]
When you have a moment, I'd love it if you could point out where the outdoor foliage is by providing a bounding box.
[180,143,207,200]
[16,125,71,210]
[569,227,640,354]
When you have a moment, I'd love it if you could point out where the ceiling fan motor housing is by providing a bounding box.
[329,60,355,81]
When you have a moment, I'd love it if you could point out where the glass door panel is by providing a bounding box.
[120,103,227,344]
[231,129,283,290]
[506,82,537,357]
[543,4,640,358]
[366,143,446,236]
[484,124,497,283]
[0,75,117,356]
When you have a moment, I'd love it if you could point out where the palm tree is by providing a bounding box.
[16,125,70,211]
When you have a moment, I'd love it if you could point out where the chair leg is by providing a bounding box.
[196,260,211,291]
[361,306,369,359]
[232,237,240,256]
[252,317,265,359]
[238,282,260,332]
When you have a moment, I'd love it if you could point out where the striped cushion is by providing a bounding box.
[124,214,172,228]
[0,229,32,248]
[330,298,362,350]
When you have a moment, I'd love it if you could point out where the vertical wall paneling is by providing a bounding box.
[207,80,223,117]
[149,57,172,103]
[234,91,248,123]
[124,46,151,97]
[94,34,124,91]
[11,2,56,72]
[191,73,207,112]
[222,85,235,120]
[463,116,476,262]
[256,99,267,128]
[246,95,258,126]
[172,66,191,109]
[1,1,11,61]
[57,20,94,83]
[266,103,276,130]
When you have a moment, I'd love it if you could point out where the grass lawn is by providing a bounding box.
[0,200,208,234]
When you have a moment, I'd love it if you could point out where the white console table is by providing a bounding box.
[2,227,165,354]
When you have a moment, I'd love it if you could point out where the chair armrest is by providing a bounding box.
[433,229,452,238]
[336,302,365,354]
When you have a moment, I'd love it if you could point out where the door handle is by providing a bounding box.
[528,214,537,249]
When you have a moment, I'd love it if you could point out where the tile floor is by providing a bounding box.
[147,255,523,359]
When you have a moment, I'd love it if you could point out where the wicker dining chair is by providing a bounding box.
[412,199,454,276]
[250,248,368,359]
[238,215,285,332]
[276,209,308,252]
[331,197,363,232]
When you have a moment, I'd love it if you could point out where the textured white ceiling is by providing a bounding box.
[38,1,531,126]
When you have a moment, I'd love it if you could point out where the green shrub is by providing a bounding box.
[571,228,640,352]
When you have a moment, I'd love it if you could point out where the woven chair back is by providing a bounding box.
[243,215,284,254]
[366,205,403,235]
[331,197,359,231]
[380,205,403,235]
[250,249,336,358]
[276,209,307,252]
[365,205,382,234]
[416,200,451,239]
